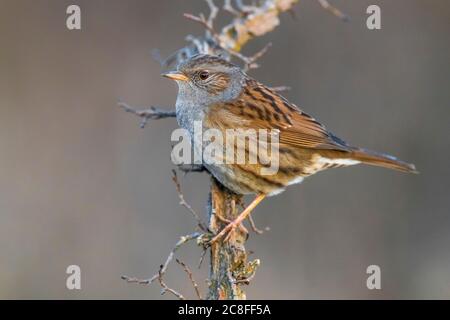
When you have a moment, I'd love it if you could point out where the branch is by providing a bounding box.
[157,265,185,300]
[118,101,176,128]
[207,178,255,300]
[205,0,219,28]
[171,170,208,232]
[184,3,278,71]
[121,232,202,285]
[121,171,209,297]
[223,0,240,16]
[182,0,347,71]
[216,0,299,52]
[316,0,349,21]
[176,259,203,300]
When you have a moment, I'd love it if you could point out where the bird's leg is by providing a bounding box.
[219,197,250,234]
[214,211,249,235]
[236,198,265,235]
[209,194,266,244]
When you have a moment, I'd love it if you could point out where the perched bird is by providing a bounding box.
[163,54,417,243]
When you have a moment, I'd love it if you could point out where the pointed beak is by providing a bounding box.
[161,71,189,82]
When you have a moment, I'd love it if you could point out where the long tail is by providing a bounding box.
[350,148,418,174]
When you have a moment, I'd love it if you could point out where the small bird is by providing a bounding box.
[163,54,417,243]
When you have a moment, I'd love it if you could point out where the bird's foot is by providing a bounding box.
[214,214,248,235]
[208,194,267,245]
[209,219,242,245]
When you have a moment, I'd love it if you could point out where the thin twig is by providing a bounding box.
[121,232,201,285]
[316,0,349,21]
[183,12,271,71]
[243,42,272,71]
[172,170,208,231]
[205,0,219,29]
[158,265,185,299]
[234,0,258,13]
[118,101,176,128]
[176,259,203,300]
[198,247,207,269]
[248,213,264,235]
[183,13,220,40]
[223,0,241,16]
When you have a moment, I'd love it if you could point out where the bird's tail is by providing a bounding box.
[350,147,418,174]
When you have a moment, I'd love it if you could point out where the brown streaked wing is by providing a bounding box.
[205,78,351,153]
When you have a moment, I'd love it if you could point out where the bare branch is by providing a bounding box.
[176,259,203,300]
[234,0,258,13]
[183,13,219,39]
[184,9,273,71]
[157,265,185,300]
[242,42,272,71]
[316,0,349,21]
[121,232,201,285]
[172,170,207,232]
[205,0,219,29]
[217,0,299,54]
[223,0,241,16]
[118,101,176,128]
[198,247,207,269]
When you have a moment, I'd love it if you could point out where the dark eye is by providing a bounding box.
[199,70,210,80]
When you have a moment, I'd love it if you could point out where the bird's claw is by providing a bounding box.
[208,220,240,245]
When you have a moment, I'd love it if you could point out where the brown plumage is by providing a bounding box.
[203,78,417,196]
[163,54,417,243]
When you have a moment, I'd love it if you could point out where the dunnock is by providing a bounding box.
[163,54,417,243]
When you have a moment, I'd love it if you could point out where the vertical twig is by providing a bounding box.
[157,265,185,300]
[176,259,203,300]
[172,170,207,231]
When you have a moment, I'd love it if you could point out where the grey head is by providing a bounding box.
[162,54,246,108]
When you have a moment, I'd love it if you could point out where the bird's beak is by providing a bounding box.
[161,71,189,82]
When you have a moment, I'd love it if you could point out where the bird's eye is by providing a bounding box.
[199,71,210,80]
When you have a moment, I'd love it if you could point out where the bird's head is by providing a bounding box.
[162,54,245,106]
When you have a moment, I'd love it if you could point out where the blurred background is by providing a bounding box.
[0,0,449,299]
